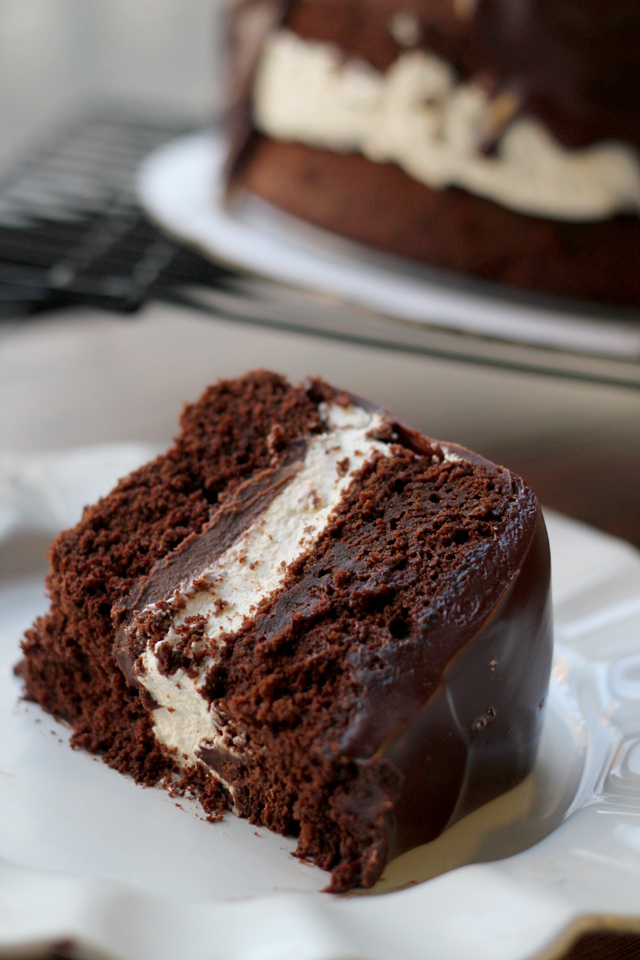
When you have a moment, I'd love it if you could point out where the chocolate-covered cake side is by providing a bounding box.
[21,371,552,892]
[225,0,640,308]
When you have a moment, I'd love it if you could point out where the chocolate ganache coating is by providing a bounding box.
[346,478,551,866]
[475,0,640,151]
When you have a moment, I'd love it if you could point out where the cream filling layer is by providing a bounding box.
[136,403,392,787]
[252,30,640,222]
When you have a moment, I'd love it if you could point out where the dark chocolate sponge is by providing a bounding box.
[21,371,552,891]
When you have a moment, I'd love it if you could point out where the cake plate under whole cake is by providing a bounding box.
[1,444,640,960]
[137,132,640,390]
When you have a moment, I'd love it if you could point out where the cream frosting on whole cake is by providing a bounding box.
[253,29,640,221]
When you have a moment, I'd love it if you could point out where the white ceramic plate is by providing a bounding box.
[1,445,640,960]
[137,132,640,363]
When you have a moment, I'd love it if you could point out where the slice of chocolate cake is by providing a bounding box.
[21,371,552,892]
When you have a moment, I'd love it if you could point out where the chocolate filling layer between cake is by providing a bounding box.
[21,372,553,892]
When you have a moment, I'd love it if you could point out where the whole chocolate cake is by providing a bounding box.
[21,372,552,891]
[226,0,640,308]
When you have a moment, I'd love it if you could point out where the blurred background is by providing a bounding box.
[0,0,638,548]
[0,0,220,165]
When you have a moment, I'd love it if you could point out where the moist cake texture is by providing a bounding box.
[226,0,640,307]
[21,371,552,891]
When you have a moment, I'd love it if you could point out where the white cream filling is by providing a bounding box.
[252,30,640,222]
[135,403,392,789]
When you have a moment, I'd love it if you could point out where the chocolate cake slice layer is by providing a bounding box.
[21,371,552,892]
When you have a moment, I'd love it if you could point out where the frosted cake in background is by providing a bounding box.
[226,0,640,308]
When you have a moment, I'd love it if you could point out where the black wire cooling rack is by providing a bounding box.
[0,112,238,317]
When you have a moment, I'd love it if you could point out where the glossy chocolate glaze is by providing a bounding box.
[112,378,553,888]
[475,0,640,150]
[349,500,551,864]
